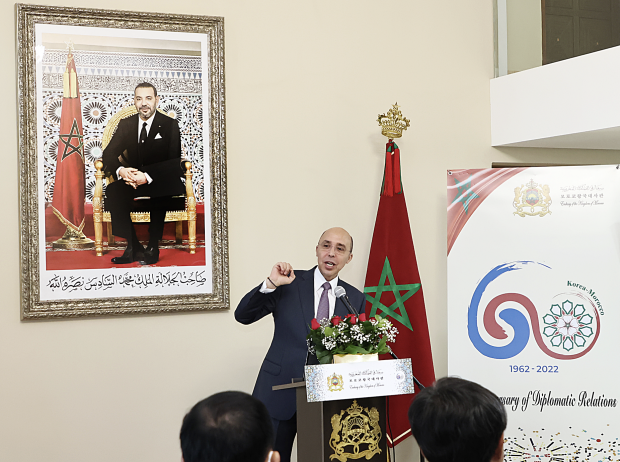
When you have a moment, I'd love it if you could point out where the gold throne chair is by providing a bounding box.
[92,106,197,257]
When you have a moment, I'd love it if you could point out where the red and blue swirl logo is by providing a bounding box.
[469,261,600,360]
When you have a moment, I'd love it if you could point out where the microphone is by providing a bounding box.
[334,286,358,316]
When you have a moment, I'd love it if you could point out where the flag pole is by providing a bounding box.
[52,226,94,249]
[51,43,93,250]
[365,103,435,449]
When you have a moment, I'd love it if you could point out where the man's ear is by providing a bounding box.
[491,433,504,462]
[268,450,280,462]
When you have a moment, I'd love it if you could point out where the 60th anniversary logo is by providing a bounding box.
[468,261,601,360]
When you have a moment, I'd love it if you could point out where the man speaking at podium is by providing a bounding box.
[235,227,366,462]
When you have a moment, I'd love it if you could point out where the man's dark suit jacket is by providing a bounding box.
[235,267,366,421]
[102,111,184,197]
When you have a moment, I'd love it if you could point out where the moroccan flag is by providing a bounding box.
[364,139,435,447]
[51,51,86,232]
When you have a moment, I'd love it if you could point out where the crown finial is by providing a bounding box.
[377,103,410,138]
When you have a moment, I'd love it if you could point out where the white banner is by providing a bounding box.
[41,266,211,299]
[447,165,619,461]
[305,359,414,403]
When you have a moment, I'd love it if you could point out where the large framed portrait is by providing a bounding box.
[17,4,228,319]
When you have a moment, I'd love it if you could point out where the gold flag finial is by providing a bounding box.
[377,103,410,138]
[62,43,78,98]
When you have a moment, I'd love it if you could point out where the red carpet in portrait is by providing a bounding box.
[45,203,207,270]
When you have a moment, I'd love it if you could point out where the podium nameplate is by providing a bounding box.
[304,358,415,403]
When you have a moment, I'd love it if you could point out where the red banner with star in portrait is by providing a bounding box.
[363,139,435,447]
[51,50,86,232]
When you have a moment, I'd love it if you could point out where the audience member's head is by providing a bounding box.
[408,377,507,462]
[180,391,280,462]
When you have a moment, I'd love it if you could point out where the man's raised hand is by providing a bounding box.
[267,262,296,288]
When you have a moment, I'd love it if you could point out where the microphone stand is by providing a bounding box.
[336,292,359,316]
[388,351,425,389]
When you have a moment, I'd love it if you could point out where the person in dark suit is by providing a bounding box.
[102,82,185,265]
[235,227,366,462]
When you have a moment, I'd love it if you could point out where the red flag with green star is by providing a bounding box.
[364,139,435,447]
[51,50,86,232]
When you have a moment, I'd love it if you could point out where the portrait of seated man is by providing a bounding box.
[408,377,507,462]
[102,82,185,265]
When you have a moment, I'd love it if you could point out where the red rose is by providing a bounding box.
[311,318,321,330]
[359,313,367,322]
[331,316,342,326]
[345,314,357,325]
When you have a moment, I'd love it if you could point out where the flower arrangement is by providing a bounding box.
[307,313,399,364]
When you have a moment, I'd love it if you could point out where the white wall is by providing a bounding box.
[507,0,542,73]
[2,1,619,461]
[492,45,620,149]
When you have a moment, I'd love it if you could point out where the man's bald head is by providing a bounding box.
[315,227,354,281]
[318,227,353,253]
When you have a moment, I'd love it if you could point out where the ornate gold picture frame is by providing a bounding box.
[17,4,228,319]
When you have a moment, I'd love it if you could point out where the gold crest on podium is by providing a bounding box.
[329,400,382,461]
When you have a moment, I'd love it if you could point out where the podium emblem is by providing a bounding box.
[328,373,344,392]
[329,400,382,461]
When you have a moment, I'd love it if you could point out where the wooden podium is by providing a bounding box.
[273,381,389,462]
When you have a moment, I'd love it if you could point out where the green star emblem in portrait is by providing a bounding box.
[364,257,420,331]
[59,118,85,162]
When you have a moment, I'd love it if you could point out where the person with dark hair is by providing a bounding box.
[408,377,507,462]
[180,391,281,462]
[235,227,366,462]
[134,81,158,97]
[103,82,185,265]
